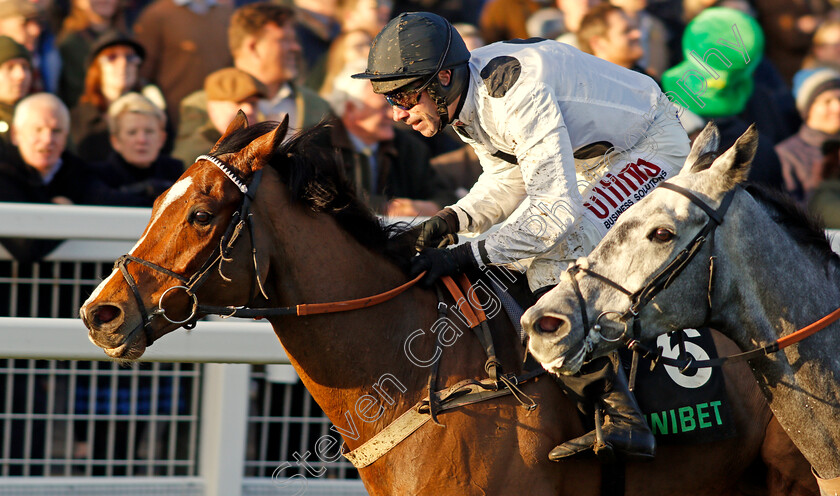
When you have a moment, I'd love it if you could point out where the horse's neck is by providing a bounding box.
[719,201,840,477]
[264,212,445,446]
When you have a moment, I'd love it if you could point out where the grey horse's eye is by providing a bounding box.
[651,228,675,242]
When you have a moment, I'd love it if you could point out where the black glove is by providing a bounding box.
[411,207,460,251]
[410,243,478,287]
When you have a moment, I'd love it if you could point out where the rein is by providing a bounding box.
[567,182,840,376]
[196,272,425,318]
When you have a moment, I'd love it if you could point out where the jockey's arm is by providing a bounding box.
[449,149,528,235]
[450,81,582,265]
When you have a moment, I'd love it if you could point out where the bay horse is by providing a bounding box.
[80,114,816,495]
[522,123,840,492]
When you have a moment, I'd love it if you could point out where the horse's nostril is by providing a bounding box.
[538,316,562,333]
[93,305,121,325]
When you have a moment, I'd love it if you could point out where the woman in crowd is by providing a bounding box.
[88,92,181,207]
[56,0,127,107]
[69,31,164,163]
[777,68,840,202]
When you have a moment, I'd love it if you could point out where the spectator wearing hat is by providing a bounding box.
[70,31,165,163]
[56,0,128,108]
[0,35,31,147]
[173,67,266,165]
[662,7,784,190]
[776,68,840,202]
[132,0,233,128]
[0,0,56,93]
[327,66,457,216]
[88,92,182,206]
[0,0,39,53]
[177,3,335,154]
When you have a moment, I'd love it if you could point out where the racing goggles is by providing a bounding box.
[384,77,435,111]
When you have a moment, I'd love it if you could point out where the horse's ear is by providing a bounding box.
[209,110,249,154]
[239,115,290,173]
[710,123,757,190]
[681,122,720,174]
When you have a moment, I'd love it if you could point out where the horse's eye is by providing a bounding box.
[651,228,675,242]
[193,211,213,225]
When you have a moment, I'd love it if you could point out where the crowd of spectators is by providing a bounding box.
[2,0,840,264]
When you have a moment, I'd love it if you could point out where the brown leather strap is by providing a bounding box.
[294,272,424,315]
[777,307,840,349]
[440,275,480,328]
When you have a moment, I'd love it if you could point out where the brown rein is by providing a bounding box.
[776,306,840,348]
[624,305,840,373]
[197,272,426,318]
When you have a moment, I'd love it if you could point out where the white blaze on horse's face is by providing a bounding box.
[80,115,290,360]
[81,180,196,312]
[521,123,758,376]
[129,177,194,256]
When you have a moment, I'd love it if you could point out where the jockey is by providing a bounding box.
[354,12,690,461]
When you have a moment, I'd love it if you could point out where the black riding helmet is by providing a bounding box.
[353,12,470,127]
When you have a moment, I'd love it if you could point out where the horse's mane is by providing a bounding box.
[745,184,840,266]
[213,121,414,268]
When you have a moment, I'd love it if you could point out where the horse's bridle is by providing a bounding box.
[557,181,840,376]
[114,155,265,347]
[564,181,737,359]
[112,154,427,348]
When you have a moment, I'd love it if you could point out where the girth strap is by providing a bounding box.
[342,368,545,469]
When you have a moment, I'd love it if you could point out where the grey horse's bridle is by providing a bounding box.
[114,155,265,347]
[564,182,737,367]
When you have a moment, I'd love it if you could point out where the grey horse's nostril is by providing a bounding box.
[537,316,562,333]
[93,305,122,325]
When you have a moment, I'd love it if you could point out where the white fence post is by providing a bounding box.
[199,363,251,496]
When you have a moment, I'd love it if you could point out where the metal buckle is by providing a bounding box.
[592,311,627,342]
[157,285,199,325]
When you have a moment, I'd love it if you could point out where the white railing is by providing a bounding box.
[0,203,367,496]
[4,201,839,496]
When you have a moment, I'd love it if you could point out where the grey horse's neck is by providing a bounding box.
[717,191,840,478]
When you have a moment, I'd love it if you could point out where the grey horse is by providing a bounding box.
[521,123,840,493]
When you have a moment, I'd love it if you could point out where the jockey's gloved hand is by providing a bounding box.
[410,243,478,287]
[404,208,460,251]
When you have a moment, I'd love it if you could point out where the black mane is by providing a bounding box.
[745,184,840,265]
[213,121,414,268]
